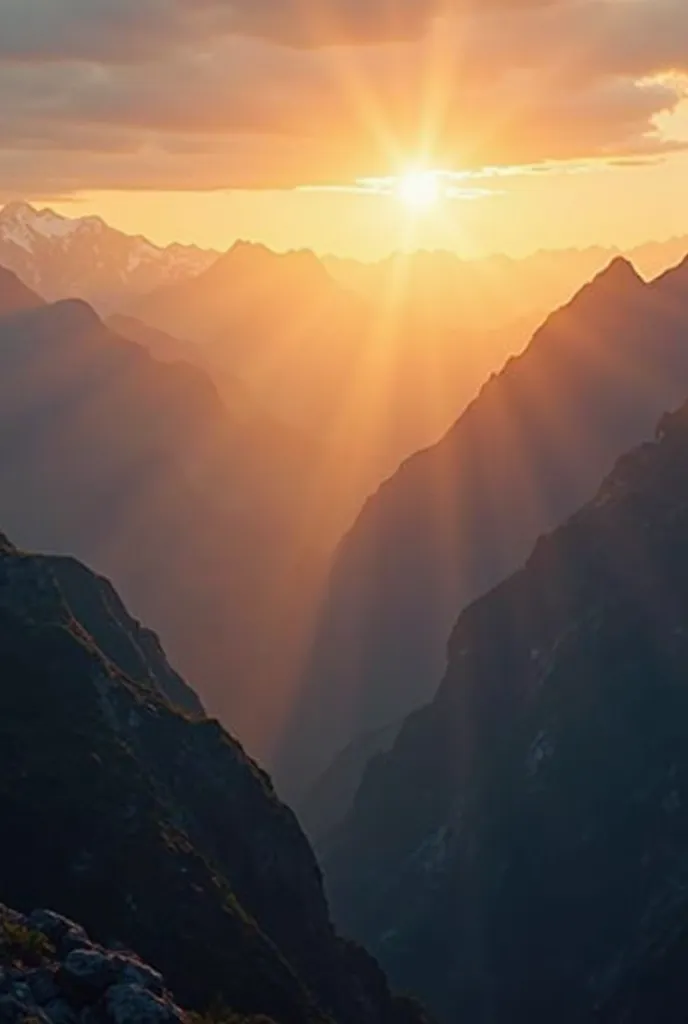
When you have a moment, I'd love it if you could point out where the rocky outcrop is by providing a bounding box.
[0,534,429,1024]
[323,398,688,1024]
[279,255,688,797]
[0,904,190,1024]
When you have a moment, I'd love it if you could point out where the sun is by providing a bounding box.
[397,170,441,209]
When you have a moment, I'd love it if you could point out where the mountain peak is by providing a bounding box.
[0,200,37,222]
[217,239,330,283]
[0,201,217,312]
[592,255,644,289]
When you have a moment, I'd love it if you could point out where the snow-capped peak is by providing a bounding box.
[0,200,218,312]
[0,201,84,250]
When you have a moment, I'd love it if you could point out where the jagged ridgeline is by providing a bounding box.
[322,400,688,1024]
[0,532,431,1024]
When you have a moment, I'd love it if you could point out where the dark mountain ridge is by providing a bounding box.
[0,531,429,1024]
[323,396,688,1024]
[279,254,688,798]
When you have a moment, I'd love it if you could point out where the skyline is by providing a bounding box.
[4,190,688,269]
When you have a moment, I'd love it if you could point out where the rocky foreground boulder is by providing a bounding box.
[0,904,192,1024]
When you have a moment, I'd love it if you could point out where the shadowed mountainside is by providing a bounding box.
[278,255,688,798]
[323,397,688,1024]
[0,530,431,1024]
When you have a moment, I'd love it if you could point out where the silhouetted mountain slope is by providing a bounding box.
[323,397,688,1024]
[0,202,217,312]
[278,255,688,796]
[0,264,43,316]
[107,313,204,366]
[0,547,204,716]
[0,533,430,1024]
[0,291,320,755]
[299,721,402,845]
[107,313,294,435]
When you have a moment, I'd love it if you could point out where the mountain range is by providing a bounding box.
[324,236,688,333]
[280,254,688,805]
[322,396,688,1024]
[0,202,216,313]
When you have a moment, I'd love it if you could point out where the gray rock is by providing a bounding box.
[27,969,59,1006]
[104,985,184,1024]
[58,950,117,999]
[27,914,88,952]
[111,960,164,998]
[7,985,31,1006]
[0,994,33,1023]
[41,999,80,1024]
[57,933,92,958]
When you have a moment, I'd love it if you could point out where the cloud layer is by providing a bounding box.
[0,0,686,196]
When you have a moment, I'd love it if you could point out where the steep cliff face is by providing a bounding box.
[279,256,688,796]
[322,399,688,1023]
[0,534,429,1024]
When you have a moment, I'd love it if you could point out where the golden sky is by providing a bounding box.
[2,0,688,259]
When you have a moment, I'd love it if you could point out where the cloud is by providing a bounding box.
[0,0,566,58]
[0,0,686,195]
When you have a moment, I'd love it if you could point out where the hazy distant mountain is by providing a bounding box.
[107,312,265,424]
[323,247,615,332]
[277,255,688,796]
[131,240,371,431]
[0,202,217,313]
[0,529,429,1024]
[299,720,403,844]
[133,239,537,541]
[0,286,322,756]
[323,396,688,1024]
[629,235,688,280]
[324,240,688,335]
